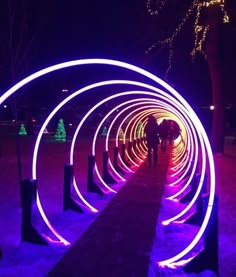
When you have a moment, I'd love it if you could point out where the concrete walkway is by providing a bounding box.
[48,151,169,277]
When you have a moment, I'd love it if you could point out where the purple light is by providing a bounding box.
[0,58,215,265]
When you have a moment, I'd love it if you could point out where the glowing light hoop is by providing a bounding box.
[92,99,156,181]
[37,85,212,263]
[37,81,201,247]
[0,58,215,266]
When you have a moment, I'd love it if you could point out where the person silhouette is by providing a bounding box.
[144,115,159,167]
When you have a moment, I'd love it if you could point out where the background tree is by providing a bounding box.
[146,0,232,153]
[0,0,34,182]
[55,118,67,142]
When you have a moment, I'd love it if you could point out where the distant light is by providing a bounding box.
[62,89,69,92]
[3,105,7,108]
[69,123,72,127]
[210,105,214,110]
[1,58,216,261]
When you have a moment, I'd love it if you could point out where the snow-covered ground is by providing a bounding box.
[216,137,236,277]
[0,134,235,276]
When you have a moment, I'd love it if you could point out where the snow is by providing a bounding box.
[0,134,235,276]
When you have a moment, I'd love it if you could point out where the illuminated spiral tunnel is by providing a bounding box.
[0,59,215,267]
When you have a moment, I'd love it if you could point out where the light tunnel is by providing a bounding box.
[0,58,215,268]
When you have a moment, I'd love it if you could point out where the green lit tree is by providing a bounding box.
[146,0,230,153]
[101,126,107,136]
[55,118,66,142]
[19,123,27,136]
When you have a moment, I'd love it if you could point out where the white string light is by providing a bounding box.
[146,0,229,78]
[147,0,168,16]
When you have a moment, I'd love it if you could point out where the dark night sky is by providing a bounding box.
[31,1,151,66]
[1,0,236,109]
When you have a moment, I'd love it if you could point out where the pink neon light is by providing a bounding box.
[104,100,155,174]
[169,120,191,166]
[97,98,153,180]
[92,99,129,181]
[114,92,203,226]
[129,112,149,161]
[91,99,151,184]
[124,108,158,165]
[131,110,159,158]
[121,109,156,166]
[170,142,190,174]
[125,109,158,164]
[161,111,196,190]
[165,118,199,200]
[162,128,206,225]
[0,58,215,266]
[36,193,70,246]
[167,124,195,187]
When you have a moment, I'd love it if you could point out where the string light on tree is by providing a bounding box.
[54,118,66,142]
[146,0,229,79]
[146,0,168,16]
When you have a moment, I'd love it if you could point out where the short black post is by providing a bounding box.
[63,164,83,213]
[184,193,208,226]
[87,155,104,196]
[133,139,136,151]
[21,179,47,244]
[183,174,208,226]
[113,147,125,174]
[103,151,116,184]
[121,143,130,167]
[127,141,133,159]
[0,248,2,259]
[184,195,219,275]
[121,143,126,161]
[179,161,194,180]
[180,173,201,204]
[137,138,141,146]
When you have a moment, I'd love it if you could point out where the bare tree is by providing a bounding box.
[146,0,230,153]
[0,0,34,182]
[205,4,225,153]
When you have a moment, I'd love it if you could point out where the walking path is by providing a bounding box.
[48,151,170,276]
[1,139,235,276]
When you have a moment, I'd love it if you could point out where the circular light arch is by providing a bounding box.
[0,58,215,267]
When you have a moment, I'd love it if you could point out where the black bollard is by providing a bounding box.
[178,161,194,180]
[113,147,126,174]
[133,139,136,151]
[121,143,126,161]
[21,179,47,244]
[103,151,116,184]
[184,193,209,226]
[180,174,201,204]
[136,138,141,146]
[184,195,219,274]
[183,175,208,226]
[87,155,104,196]
[63,164,83,213]
[127,141,133,160]
[121,143,130,167]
